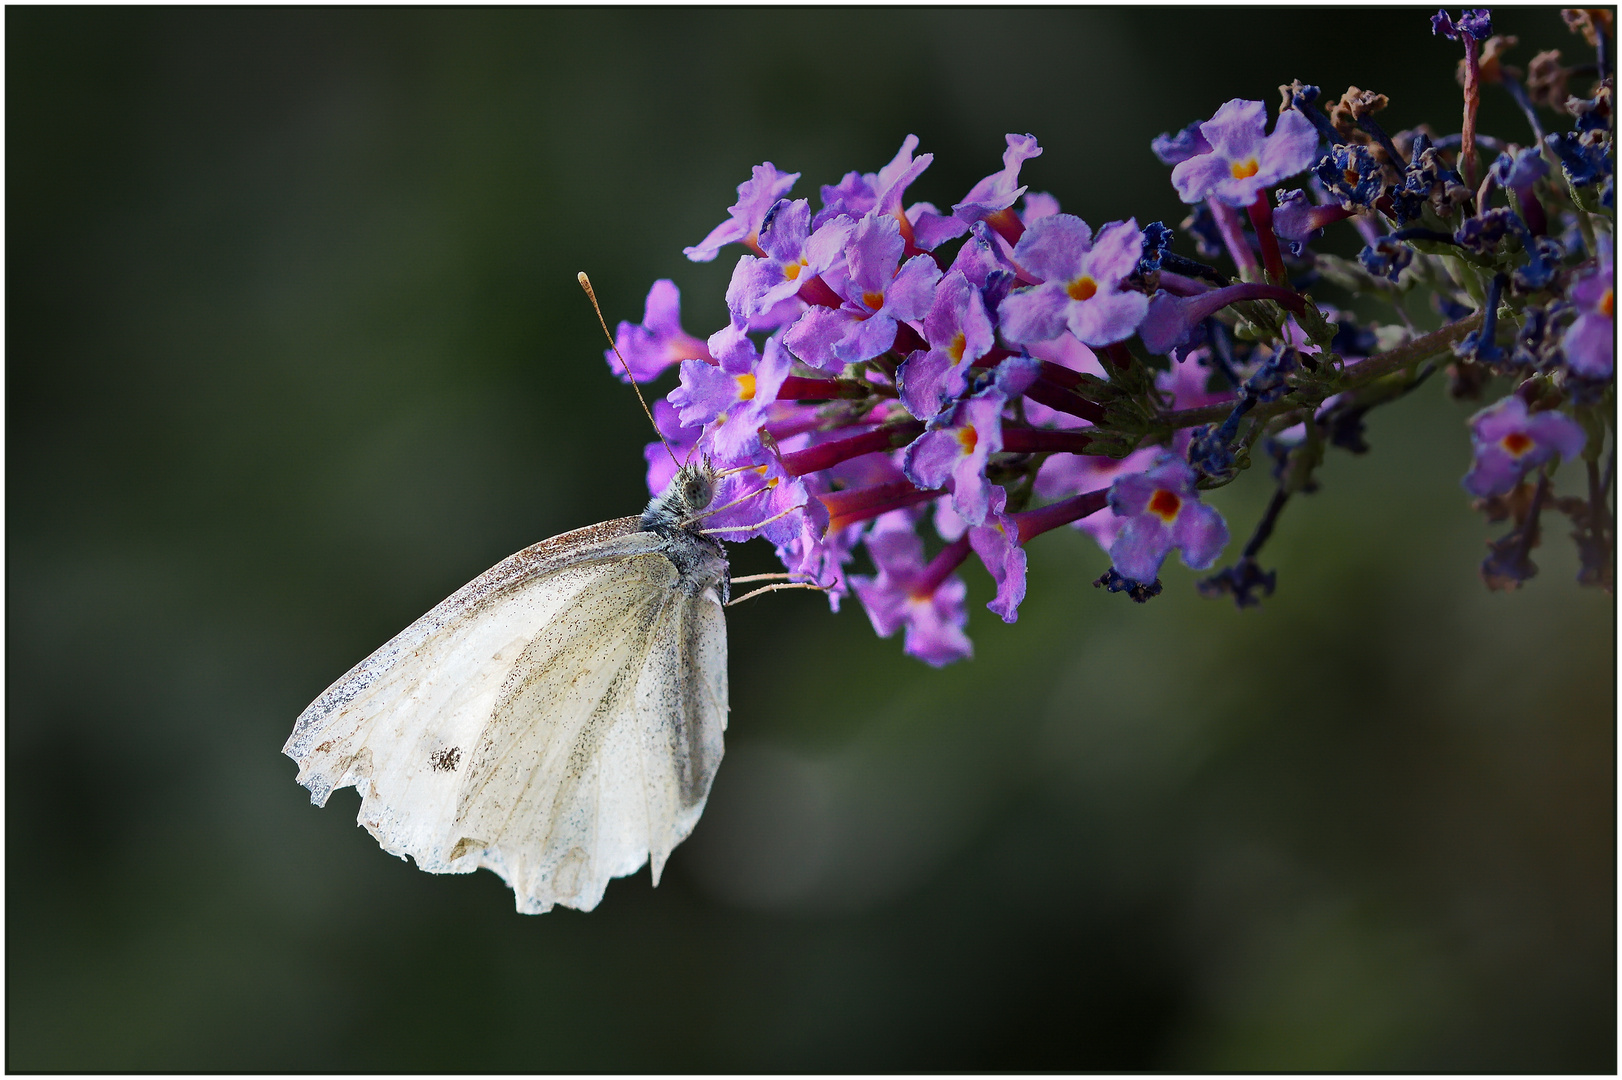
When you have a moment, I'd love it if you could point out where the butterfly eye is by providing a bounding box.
[684,474,712,509]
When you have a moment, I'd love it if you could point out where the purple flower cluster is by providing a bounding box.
[606,7,1614,663]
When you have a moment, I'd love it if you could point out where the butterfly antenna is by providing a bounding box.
[578,272,680,471]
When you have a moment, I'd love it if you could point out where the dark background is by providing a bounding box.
[8,6,1613,1071]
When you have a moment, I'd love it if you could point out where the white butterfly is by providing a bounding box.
[284,464,734,914]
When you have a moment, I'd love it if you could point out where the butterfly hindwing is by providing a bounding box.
[451,552,684,911]
[634,580,728,887]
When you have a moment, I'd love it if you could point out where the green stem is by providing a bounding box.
[1159,315,1483,432]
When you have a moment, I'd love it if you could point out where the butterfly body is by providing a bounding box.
[286,464,729,913]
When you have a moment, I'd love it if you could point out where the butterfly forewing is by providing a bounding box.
[285,516,730,912]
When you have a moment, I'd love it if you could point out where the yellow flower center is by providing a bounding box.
[784,259,806,281]
[1067,276,1098,302]
[1231,157,1260,179]
[863,290,885,310]
[948,331,967,362]
[736,373,756,401]
[1500,431,1534,457]
[957,425,979,454]
[1147,488,1182,522]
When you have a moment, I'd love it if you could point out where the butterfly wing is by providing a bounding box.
[451,569,728,912]
[284,517,729,912]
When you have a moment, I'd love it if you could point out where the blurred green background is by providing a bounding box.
[8,6,1613,1071]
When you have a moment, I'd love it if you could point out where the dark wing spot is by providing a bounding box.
[429,746,461,772]
[314,740,334,754]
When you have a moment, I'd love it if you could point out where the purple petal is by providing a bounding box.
[669,358,740,428]
[1011,213,1092,283]
[1066,288,1149,347]
[1525,410,1588,461]
[1271,188,1319,242]
[846,212,906,296]
[1107,469,1159,517]
[1463,446,1523,497]
[1198,99,1268,161]
[1025,330,1106,377]
[684,163,801,262]
[874,150,933,221]
[897,348,967,420]
[776,518,861,611]
[902,426,965,490]
[1084,219,1146,282]
[997,282,1071,346]
[1142,455,1201,495]
[968,487,1027,623]
[1171,501,1229,569]
[804,215,857,275]
[783,306,860,373]
[911,208,970,250]
[1471,395,1530,442]
[818,170,877,224]
[883,253,945,323]
[728,254,797,324]
[1021,192,1062,221]
[757,198,811,263]
[1564,313,1614,379]
[817,135,929,225]
[902,576,974,667]
[608,279,708,383]
[946,394,1006,525]
[950,454,992,526]
[949,221,1019,287]
[1139,291,1197,355]
[934,498,969,542]
[954,133,1043,221]
[841,310,901,364]
[924,272,991,357]
[851,513,928,635]
[707,319,759,374]
[1171,153,1236,205]
[1256,108,1320,185]
[1151,121,1214,165]
[990,354,1042,397]
[872,135,923,195]
[1210,172,1267,207]
[1110,513,1175,582]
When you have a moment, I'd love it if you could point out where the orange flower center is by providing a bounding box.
[1500,431,1534,456]
[1067,276,1098,302]
[863,290,885,310]
[948,331,967,362]
[1147,488,1182,522]
[1601,288,1614,319]
[957,425,979,454]
[1231,158,1260,179]
[735,373,756,401]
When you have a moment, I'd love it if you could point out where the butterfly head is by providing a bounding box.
[675,461,716,517]
[642,460,720,539]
